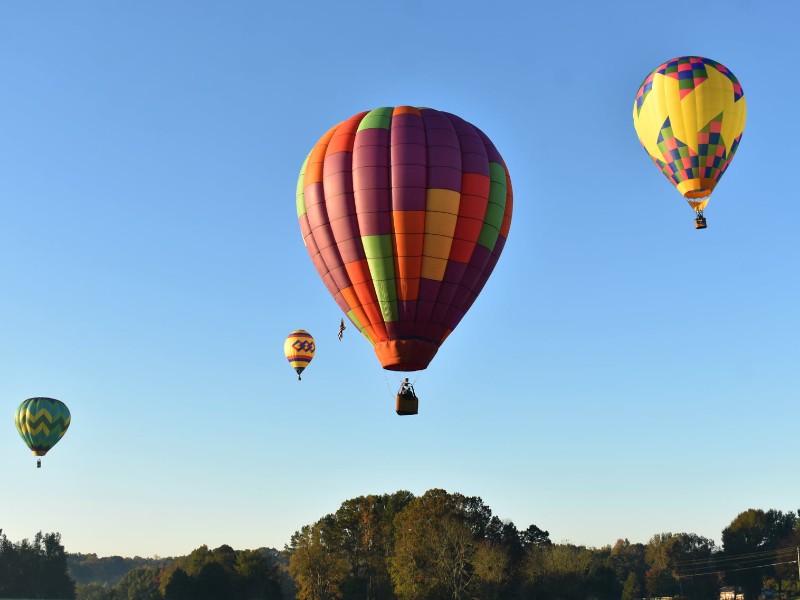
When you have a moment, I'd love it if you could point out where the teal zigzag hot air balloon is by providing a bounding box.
[14,397,71,466]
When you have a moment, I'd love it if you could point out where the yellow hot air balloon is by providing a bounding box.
[633,56,746,229]
[284,330,315,380]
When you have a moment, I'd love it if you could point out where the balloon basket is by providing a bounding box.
[395,393,418,416]
[694,215,707,229]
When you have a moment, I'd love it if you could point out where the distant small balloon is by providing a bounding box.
[284,330,315,380]
[14,397,71,466]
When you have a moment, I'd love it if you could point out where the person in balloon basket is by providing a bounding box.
[396,378,419,416]
[399,378,416,399]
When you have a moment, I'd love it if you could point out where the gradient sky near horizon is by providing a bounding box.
[1,0,798,559]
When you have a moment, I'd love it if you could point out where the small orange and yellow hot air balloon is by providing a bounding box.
[633,56,746,229]
[284,330,315,380]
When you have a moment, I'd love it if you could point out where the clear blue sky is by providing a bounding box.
[1,0,798,558]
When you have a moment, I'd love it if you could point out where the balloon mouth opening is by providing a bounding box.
[679,179,716,200]
[32,450,48,457]
[686,198,710,212]
[374,340,439,372]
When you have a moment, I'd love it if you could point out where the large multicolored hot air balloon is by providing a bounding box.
[296,106,512,374]
[284,330,316,380]
[14,397,71,467]
[632,56,746,229]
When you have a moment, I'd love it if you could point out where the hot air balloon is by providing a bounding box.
[14,397,71,468]
[295,107,513,413]
[284,330,315,380]
[632,56,746,229]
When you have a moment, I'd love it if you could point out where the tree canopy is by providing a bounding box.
[5,494,799,600]
[0,529,75,599]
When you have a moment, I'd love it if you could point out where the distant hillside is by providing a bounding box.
[67,553,175,586]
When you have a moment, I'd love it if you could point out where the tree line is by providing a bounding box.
[74,545,287,600]
[0,529,74,599]
[68,553,174,587]
[285,490,799,600]
[2,489,799,600]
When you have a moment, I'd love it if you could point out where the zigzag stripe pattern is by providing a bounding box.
[14,397,71,456]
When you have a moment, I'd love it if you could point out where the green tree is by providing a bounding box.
[498,521,524,566]
[609,538,646,598]
[0,529,23,597]
[722,509,798,600]
[41,532,77,599]
[163,567,194,600]
[114,566,163,600]
[0,529,76,599]
[388,489,511,600]
[520,523,551,550]
[430,516,475,599]
[183,544,213,576]
[645,532,716,599]
[76,582,115,600]
[771,517,800,596]
[322,492,412,600]
[209,545,237,574]
[157,544,282,600]
[234,549,282,599]
[521,543,613,600]
[69,554,170,587]
[195,561,234,600]
[472,541,510,600]
[289,523,350,600]
[621,571,641,600]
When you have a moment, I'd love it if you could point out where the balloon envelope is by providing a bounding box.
[632,56,746,210]
[14,397,71,457]
[296,106,512,371]
[284,330,315,379]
